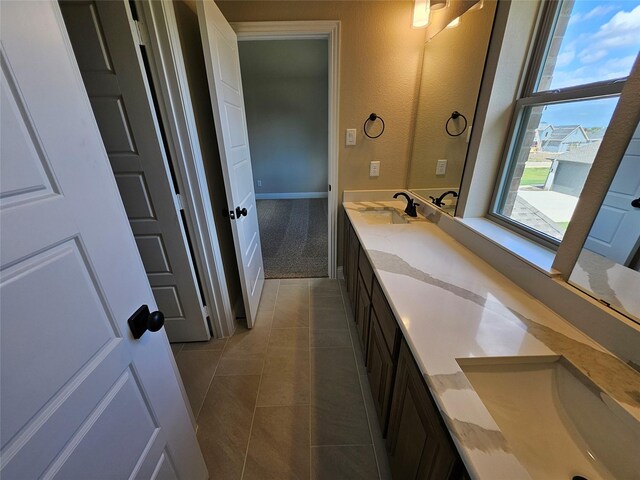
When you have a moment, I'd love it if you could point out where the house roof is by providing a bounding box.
[552,140,602,164]
[545,125,587,141]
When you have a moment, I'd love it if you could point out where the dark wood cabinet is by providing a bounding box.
[366,308,395,435]
[344,212,467,479]
[355,273,371,354]
[346,221,359,307]
[387,340,465,480]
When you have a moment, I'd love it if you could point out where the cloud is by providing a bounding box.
[583,5,615,21]
[556,49,576,67]
[578,48,607,63]
[592,5,640,48]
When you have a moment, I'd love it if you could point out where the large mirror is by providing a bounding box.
[569,122,640,323]
[407,0,496,214]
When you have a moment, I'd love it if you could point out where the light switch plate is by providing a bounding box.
[346,128,356,146]
[370,161,380,177]
[436,159,447,176]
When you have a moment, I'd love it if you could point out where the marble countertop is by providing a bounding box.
[343,200,640,479]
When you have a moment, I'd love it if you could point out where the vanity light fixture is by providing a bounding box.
[430,0,449,10]
[412,0,430,28]
[446,16,461,28]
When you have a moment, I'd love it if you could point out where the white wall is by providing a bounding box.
[239,39,328,197]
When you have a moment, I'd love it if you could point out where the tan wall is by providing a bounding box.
[215,0,428,266]
[408,0,496,190]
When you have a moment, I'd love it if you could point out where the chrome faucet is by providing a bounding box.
[393,192,419,217]
[429,191,458,207]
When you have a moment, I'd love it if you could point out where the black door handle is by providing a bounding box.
[632,198,640,208]
[236,206,248,217]
[128,304,165,339]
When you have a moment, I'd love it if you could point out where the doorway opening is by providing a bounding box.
[238,39,329,279]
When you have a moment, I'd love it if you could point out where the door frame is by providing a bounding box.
[135,0,235,337]
[232,21,341,279]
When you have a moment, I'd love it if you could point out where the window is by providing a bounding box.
[491,0,640,246]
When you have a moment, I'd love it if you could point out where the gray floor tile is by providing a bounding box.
[310,304,348,330]
[311,329,352,348]
[175,349,222,418]
[269,327,309,350]
[273,289,310,328]
[182,337,227,352]
[223,325,270,357]
[264,346,310,375]
[310,347,371,445]
[257,367,310,406]
[309,278,341,297]
[254,309,275,327]
[196,375,260,480]
[258,280,280,312]
[258,346,310,406]
[311,445,378,480]
[243,405,310,480]
[215,353,265,376]
[360,374,391,480]
[280,278,309,286]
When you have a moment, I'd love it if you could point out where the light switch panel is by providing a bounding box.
[370,161,380,177]
[346,128,357,146]
[436,159,447,176]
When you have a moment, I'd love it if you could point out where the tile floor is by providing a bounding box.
[171,278,391,480]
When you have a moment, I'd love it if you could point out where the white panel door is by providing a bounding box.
[584,124,640,265]
[0,2,207,479]
[59,0,210,342]
[197,0,264,327]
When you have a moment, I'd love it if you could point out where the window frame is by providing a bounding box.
[489,0,628,249]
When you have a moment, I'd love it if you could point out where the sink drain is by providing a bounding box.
[572,476,588,480]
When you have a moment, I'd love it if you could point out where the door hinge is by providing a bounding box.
[329,184,332,192]
[175,193,184,211]
[202,305,210,320]
[133,19,147,46]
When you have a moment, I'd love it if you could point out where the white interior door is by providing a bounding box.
[584,124,640,265]
[0,2,207,479]
[197,0,264,327]
[59,0,210,342]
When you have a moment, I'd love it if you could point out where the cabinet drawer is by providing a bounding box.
[371,279,400,357]
[358,248,374,297]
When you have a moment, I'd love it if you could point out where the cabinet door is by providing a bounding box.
[343,210,350,283]
[387,341,464,479]
[366,309,395,436]
[347,223,359,308]
[355,273,371,356]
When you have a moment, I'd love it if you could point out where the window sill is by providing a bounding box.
[456,217,561,276]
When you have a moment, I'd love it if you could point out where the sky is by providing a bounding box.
[539,0,640,128]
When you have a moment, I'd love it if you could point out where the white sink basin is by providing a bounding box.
[361,209,409,225]
[460,357,640,480]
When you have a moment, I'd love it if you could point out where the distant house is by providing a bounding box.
[540,125,589,153]
[544,140,602,196]
[532,124,554,151]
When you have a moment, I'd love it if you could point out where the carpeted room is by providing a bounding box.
[239,39,329,279]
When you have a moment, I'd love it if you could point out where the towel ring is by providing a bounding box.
[364,113,385,139]
[445,111,468,137]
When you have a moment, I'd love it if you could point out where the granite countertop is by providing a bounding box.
[343,200,640,479]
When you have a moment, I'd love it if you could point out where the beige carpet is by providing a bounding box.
[256,198,328,278]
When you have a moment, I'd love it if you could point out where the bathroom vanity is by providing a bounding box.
[342,196,640,480]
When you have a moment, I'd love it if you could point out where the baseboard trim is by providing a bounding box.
[255,192,328,200]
